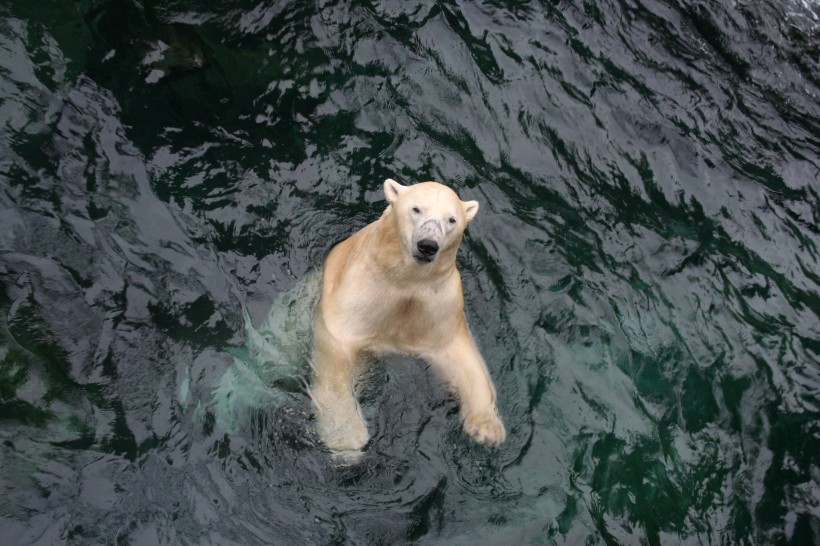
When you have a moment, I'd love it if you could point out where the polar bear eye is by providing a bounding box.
[412,207,421,214]
[448,216,457,225]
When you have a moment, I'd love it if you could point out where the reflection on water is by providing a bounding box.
[1,0,818,544]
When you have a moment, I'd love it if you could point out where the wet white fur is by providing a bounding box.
[311,179,505,459]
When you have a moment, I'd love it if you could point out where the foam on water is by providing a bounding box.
[210,270,320,432]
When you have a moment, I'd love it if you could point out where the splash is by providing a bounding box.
[210,271,321,432]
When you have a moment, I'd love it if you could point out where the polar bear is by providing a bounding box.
[310,178,505,457]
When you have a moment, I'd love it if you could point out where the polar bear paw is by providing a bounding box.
[312,388,369,462]
[320,417,368,453]
[463,410,506,446]
[316,406,369,463]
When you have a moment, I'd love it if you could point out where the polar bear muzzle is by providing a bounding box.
[414,238,439,263]
[411,217,446,264]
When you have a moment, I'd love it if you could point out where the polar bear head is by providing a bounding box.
[383,178,479,265]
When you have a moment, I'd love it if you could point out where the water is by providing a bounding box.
[1,0,818,544]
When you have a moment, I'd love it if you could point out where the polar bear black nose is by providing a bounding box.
[417,239,439,256]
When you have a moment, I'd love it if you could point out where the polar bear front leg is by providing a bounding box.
[310,323,368,457]
[426,327,506,446]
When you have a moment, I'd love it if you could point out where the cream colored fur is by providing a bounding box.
[310,178,505,458]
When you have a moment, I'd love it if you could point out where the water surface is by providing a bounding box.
[1,0,818,544]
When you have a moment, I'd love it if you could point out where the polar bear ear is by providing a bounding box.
[383,178,406,203]
[462,200,479,223]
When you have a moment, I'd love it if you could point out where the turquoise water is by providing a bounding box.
[1,1,818,544]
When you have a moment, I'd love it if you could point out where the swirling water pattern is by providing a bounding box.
[1,0,818,544]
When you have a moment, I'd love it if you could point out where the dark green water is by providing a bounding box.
[1,0,818,544]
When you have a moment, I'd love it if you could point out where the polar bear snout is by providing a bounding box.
[413,238,440,264]
[411,219,445,264]
[417,239,439,256]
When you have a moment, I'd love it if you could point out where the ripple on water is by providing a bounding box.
[1,0,819,544]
